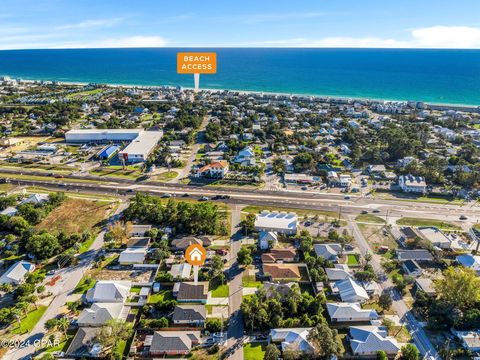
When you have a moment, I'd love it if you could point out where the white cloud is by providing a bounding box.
[52,36,168,49]
[411,26,480,48]
[234,25,480,49]
[56,18,126,30]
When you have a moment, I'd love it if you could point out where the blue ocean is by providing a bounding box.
[0,48,479,105]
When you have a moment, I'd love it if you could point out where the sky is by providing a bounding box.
[1,0,480,50]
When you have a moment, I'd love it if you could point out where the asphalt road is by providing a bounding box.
[348,216,441,359]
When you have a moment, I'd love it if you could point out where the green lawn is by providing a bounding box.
[210,284,229,298]
[148,290,174,304]
[77,236,95,254]
[396,217,461,230]
[355,213,385,224]
[10,306,47,335]
[346,254,360,265]
[155,171,178,181]
[243,342,266,360]
[73,276,95,294]
[242,274,262,288]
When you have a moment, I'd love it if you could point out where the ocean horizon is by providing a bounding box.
[1,48,479,106]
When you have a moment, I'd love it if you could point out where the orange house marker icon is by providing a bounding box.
[185,244,207,266]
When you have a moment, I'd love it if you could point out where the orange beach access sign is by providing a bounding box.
[177,52,217,74]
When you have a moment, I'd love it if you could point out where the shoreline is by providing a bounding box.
[4,75,480,110]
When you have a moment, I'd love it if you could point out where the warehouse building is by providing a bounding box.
[65,129,163,163]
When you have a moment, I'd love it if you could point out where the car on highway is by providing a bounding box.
[361,210,368,214]
[372,209,380,213]
[161,193,172,198]
[459,215,468,220]
[182,193,190,197]
[199,196,209,201]
[344,195,350,199]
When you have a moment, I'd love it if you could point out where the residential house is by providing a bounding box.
[414,278,436,297]
[263,263,309,283]
[402,259,423,277]
[19,193,49,205]
[258,231,278,250]
[234,146,256,166]
[172,305,206,326]
[129,225,152,237]
[455,330,480,352]
[398,174,427,193]
[173,282,208,303]
[349,326,400,356]
[171,237,205,251]
[0,207,18,217]
[254,211,297,235]
[396,249,433,262]
[456,254,480,275]
[65,327,103,358]
[269,328,314,354]
[0,261,35,285]
[263,282,296,298]
[169,263,192,279]
[147,331,201,356]
[85,281,131,303]
[325,264,351,281]
[327,302,378,323]
[119,247,147,265]
[333,278,369,303]
[261,248,298,263]
[77,303,129,327]
[314,243,342,263]
[196,160,229,178]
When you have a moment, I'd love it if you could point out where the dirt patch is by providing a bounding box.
[358,224,397,252]
[36,198,114,234]
[90,269,154,283]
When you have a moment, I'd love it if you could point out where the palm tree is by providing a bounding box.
[57,317,70,336]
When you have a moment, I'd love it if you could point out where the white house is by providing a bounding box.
[333,278,369,303]
[85,281,131,303]
[255,211,297,235]
[269,328,314,354]
[0,261,35,285]
[19,193,49,205]
[327,302,378,323]
[196,160,229,178]
[234,146,256,166]
[169,263,192,279]
[118,247,147,265]
[349,326,400,356]
[0,207,18,217]
[314,243,342,262]
[77,303,129,327]
[325,264,351,281]
[398,174,427,193]
[258,231,278,250]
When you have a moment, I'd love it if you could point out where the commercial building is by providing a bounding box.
[254,211,298,235]
[65,129,163,163]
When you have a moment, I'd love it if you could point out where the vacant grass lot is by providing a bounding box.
[154,171,178,181]
[396,217,461,230]
[243,342,266,360]
[36,198,114,235]
[9,306,47,335]
[148,290,174,304]
[210,284,229,298]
